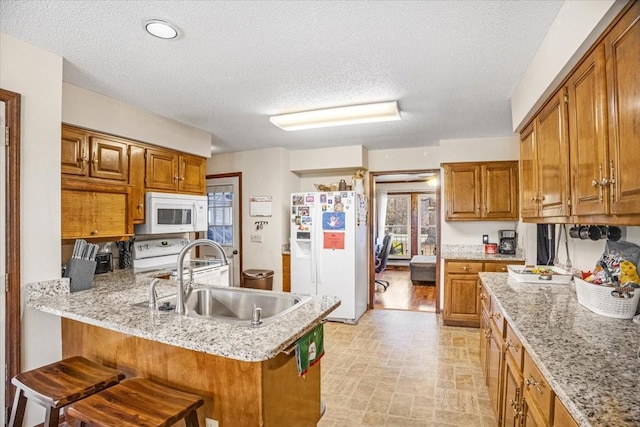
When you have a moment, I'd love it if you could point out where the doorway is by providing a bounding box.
[369,170,440,313]
[203,173,242,287]
[2,88,21,422]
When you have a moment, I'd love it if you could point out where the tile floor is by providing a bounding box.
[318,310,496,426]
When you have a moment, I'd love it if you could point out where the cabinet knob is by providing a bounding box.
[173,175,179,183]
[505,340,520,352]
[490,311,502,321]
[525,374,544,395]
[179,176,185,181]
[90,229,98,235]
[461,266,470,271]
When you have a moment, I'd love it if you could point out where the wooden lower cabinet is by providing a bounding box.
[63,319,321,427]
[480,287,582,427]
[444,260,522,327]
[282,253,291,292]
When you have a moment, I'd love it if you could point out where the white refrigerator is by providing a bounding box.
[290,191,369,323]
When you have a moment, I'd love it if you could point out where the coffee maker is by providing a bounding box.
[498,230,517,254]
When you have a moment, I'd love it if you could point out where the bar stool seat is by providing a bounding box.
[67,377,204,427]
[9,356,125,427]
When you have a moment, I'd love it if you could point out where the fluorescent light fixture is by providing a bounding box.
[270,101,401,131]
[144,20,179,39]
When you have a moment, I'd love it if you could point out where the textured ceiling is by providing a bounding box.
[0,0,563,154]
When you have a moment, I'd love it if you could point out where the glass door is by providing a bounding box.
[384,194,411,259]
[418,194,437,255]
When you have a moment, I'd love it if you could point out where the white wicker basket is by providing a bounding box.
[575,278,640,319]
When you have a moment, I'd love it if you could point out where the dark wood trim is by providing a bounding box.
[369,169,441,313]
[204,172,243,283]
[1,87,21,417]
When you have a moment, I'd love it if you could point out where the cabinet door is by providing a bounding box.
[480,310,491,383]
[61,188,130,239]
[501,352,523,427]
[89,136,128,181]
[520,123,538,219]
[487,321,503,419]
[521,395,545,427]
[605,1,640,215]
[128,145,146,223]
[444,274,480,326]
[568,45,609,216]
[61,126,89,176]
[444,164,481,220]
[282,254,291,292]
[535,89,570,218]
[482,162,519,220]
[146,148,179,191]
[553,396,579,427]
[178,154,206,194]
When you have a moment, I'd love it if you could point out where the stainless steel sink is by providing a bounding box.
[135,286,310,327]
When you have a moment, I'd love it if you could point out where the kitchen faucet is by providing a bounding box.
[175,239,229,315]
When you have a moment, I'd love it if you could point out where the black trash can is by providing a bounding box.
[242,269,274,290]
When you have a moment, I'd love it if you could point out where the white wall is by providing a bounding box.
[0,32,63,425]
[368,146,441,171]
[63,83,212,157]
[208,148,299,291]
[511,0,626,131]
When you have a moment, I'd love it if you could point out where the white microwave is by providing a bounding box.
[135,192,208,235]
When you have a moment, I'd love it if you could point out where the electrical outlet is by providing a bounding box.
[250,234,262,243]
[205,419,219,427]
[482,235,489,244]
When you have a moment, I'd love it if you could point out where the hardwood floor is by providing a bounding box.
[374,267,436,312]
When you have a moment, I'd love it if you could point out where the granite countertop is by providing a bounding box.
[27,269,340,363]
[479,272,640,427]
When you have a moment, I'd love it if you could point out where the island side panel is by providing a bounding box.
[62,318,263,426]
[263,351,321,426]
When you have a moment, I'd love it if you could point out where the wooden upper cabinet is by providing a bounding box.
[62,125,128,181]
[520,123,538,219]
[568,45,609,216]
[128,145,146,223]
[483,162,519,220]
[179,154,206,194]
[444,161,518,221]
[535,89,570,218]
[145,148,179,191]
[605,0,640,215]
[146,149,206,194]
[61,126,89,176]
[89,136,128,181]
[444,163,481,220]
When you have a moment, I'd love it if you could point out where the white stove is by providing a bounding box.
[133,238,230,287]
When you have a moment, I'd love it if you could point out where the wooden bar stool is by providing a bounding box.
[9,356,125,427]
[67,377,204,427]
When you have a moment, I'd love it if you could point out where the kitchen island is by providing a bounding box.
[479,272,639,427]
[27,270,340,427]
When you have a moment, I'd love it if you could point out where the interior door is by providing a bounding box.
[1,99,6,425]
[203,175,241,287]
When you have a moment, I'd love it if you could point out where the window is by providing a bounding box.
[418,194,437,255]
[207,185,234,246]
[385,194,411,258]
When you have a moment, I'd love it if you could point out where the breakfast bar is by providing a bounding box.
[27,271,340,427]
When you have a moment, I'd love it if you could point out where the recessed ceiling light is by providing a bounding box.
[144,20,179,39]
[270,101,401,131]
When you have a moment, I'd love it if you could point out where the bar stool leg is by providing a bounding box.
[44,406,60,427]
[8,389,27,427]
[184,410,199,427]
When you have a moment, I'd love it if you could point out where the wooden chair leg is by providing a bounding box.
[184,410,199,427]
[8,389,27,427]
[44,406,60,427]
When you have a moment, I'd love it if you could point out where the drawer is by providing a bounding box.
[523,351,555,423]
[446,261,483,274]
[554,396,579,427]
[479,281,491,314]
[483,261,511,273]
[505,322,524,371]
[489,295,505,337]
